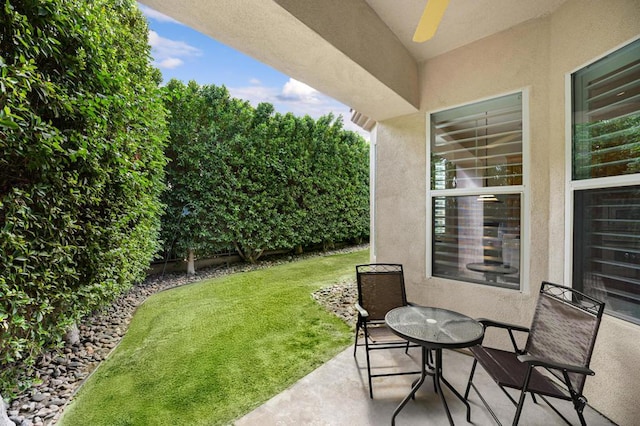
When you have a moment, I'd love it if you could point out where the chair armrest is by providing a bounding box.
[477,318,529,353]
[477,318,530,333]
[517,354,595,376]
[355,303,369,318]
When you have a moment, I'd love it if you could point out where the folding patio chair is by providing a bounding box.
[465,281,605,425]
[353,263,423,398]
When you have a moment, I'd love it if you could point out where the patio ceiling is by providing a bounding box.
[140,0,566,123]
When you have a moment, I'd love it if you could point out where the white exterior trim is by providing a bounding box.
[425,88,531,292]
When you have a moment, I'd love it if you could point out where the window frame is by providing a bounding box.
[565,37,640,325]
[426,89,530,291]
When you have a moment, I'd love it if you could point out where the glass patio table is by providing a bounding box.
[466,262,518,283]
[385,306,484,425]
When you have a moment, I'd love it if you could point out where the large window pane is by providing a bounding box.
[430,92,524,289]
[431,93,523,190]
[432,193,521,289]
[573,186,640,324]
[573,40,640,180]
[571,39,640,325]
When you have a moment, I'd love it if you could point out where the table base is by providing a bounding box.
[391,347,472,426]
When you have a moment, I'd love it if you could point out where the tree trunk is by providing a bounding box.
[234,243,264,263]
[187,249,196,275]
[234,242,247,262]
[249,248,264,263]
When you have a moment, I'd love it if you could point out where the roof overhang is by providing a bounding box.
[140,0,420,123]
[140,0,569,127]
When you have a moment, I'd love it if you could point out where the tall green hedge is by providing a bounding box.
[0,0,167,392]
[161,80,369,264]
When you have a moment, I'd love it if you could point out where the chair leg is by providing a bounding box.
[513,366,534,426]
[353,323,360,357]
[364,335,374,399]
[464,358,478,400]
[573,395,588,426]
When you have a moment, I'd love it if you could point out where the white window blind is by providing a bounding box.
[431,93,523,190]
[430,93,523,289]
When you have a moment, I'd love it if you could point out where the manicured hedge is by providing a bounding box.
[0,0,167,392]
[161,80,369,264]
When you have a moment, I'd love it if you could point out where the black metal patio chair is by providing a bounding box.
[464,281,605,426]
[353,263,423,398]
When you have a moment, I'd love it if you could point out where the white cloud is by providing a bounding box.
[228,85,279,107]
[228,78,370,140]
[148,30,202,70]
[278,78,321,103]
[138,3,182,24]
[249,78,262,85]
[158,58,184,69]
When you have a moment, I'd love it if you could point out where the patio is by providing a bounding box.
[235,346,614,425]
[139,1,639,423]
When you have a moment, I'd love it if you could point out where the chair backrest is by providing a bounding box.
[525,281,605,393]
[356,264,408,321]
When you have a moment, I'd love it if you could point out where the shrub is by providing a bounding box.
[0,0,167,392]
[161,80,369,265]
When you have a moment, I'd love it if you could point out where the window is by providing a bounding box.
[429,93,524,289]
[571,39,640,324]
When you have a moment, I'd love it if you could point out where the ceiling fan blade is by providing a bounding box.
[413,0,450,42]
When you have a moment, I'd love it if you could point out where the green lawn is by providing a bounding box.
[59,249,368,426]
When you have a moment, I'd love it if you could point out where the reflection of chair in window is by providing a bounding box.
[465,282,605,425]
[353,264,421,398]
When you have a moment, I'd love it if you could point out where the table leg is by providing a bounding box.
[391,346,428,426]
[436,349,474,424]
[391,348,472,426]
[433,349,455,425]
[440,375,472,422]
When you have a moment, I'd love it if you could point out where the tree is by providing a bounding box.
[161,80,370,266]
[0,0,167,391]
[161,80,254,267]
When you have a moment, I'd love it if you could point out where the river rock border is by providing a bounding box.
[4,246,364,426]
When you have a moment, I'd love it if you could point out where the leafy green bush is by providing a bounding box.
[161,80,369,264]
[0,0,167,392]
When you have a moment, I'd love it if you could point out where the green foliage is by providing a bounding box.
[161,80,369,263]
[0,0,167,392]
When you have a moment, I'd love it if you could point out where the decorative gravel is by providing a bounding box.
[311,280,357,327]
[4,245,365,426]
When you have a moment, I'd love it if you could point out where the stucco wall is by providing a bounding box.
[372,113,426,287]
[373,0,640,424]
[547,1,640,424]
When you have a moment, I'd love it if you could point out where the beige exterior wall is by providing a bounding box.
[373,1,640,424]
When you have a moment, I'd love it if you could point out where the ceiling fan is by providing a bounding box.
[413,0,450,42]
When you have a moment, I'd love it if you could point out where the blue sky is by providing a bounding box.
[138,3,366,137]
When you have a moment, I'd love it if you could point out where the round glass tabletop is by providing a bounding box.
[385,306,484,349]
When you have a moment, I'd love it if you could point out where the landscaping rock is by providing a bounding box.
[1,394,16,426]
[311,280,357,326]
[63,325,80,346]
[7,244,367,425]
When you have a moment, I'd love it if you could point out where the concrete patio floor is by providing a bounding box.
[235,346,615,426]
